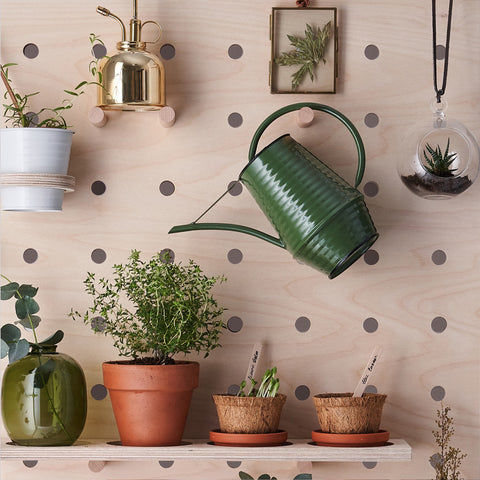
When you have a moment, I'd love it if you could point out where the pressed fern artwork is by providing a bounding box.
[275,22,332,91]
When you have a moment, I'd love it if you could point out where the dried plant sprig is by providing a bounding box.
[275,22,332,91]
[430,404,467,480]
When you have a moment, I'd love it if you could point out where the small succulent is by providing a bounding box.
[423,138,458,177]
[237,366,280,398]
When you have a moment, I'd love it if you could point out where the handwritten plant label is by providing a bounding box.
[245,343,262,382]
[353,345,382,397]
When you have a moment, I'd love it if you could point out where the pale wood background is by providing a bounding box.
[1,1,480,479]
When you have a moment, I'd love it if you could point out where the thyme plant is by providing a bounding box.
[70,250,226,365]
[1,34,104,128]
[430,404,467,480]
[423,138,458,177]
[275,22,332,91]
[237,367,280,397]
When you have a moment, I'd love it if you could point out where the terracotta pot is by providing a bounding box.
[102,360,199,446]
[313,392,386,434]
[212,393,286,434]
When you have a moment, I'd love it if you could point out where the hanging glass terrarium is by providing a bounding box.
[398,0,480,199]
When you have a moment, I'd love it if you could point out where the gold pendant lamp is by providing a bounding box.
[96,0,165,111]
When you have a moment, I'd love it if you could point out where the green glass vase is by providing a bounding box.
[1,344,87,446]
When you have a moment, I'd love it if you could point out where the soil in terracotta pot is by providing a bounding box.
[112,356,176,365]
[401,174,472,197]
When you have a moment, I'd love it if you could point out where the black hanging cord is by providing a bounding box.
[432,0,454,103]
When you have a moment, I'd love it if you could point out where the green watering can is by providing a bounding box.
[169,102,379,279]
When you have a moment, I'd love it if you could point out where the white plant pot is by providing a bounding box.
[0,128,75,211]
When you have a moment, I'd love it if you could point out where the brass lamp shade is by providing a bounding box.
[98,41,165,111]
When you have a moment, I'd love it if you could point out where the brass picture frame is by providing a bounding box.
[270,7,338,94]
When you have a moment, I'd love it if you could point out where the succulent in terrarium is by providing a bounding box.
[423,138,458,177]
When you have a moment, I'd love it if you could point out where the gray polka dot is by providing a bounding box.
[91,316,106,332]
[295,316,311,332]
[23,248,38,264]
[23,460,38,468]
[160,248,175,263]
[363,181,379,197]
[364,385,378,394]
[91,248,107,264]
[91,384,108,400]
[227,384,240,395]
[91,180,106,195]
[295,385,310,401]
[431,385,446,401]
[227,316,243,333]
[431,316,447,333]
[363,317,378,333]
[364,249,379,265]
[364,113,379,128]
[430,453,442,469]
[160,44,175,60]
[23,43,39,59]
[432,250,447,265]
[159,180,175,196]
[228,181,243,196]
[436,45,446,60]
[227,461,242,468]
[92,43,107,59]
[228,44,243,59]
[228,112,243,128]
[25,112,39,125]
[364,44,379,60]
[227,249,243,264]
[363,462,377,469]
[159,461,174,468]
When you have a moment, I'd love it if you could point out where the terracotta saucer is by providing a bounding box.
[311,430,390,447]
[209,429,288,447]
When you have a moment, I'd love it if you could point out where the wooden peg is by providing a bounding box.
[88,106,108,128]
[296,107,314,128]
[88,460,107,473]
[159,106,176,128]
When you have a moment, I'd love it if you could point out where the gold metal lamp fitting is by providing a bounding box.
[96,0,165,111]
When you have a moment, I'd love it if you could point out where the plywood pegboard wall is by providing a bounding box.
[1,1,480,479]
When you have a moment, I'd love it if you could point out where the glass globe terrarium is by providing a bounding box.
[398,100,480,200]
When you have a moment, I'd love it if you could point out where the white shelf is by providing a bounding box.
[1,438,411,462]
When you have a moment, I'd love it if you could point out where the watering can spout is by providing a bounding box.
[168,223,286,249]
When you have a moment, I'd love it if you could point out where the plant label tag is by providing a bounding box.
[353,345,383,397]
[245,343,262,382]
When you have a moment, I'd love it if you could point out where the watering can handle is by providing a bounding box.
[248,102,366,189]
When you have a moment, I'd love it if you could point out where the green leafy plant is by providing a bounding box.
[423,138,458,177]
[275,22,332,91]
[70,249,226,365]
[237,367,280,397]
[1,34,104,128]
[430,404,467,480]
[239,472,311,480]
[1,275,64,364]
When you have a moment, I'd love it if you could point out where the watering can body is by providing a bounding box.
[169,103,378,278]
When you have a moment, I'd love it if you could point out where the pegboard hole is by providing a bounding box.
[160,44,176,60]
[23,43,39,59]
[228,44,243,59]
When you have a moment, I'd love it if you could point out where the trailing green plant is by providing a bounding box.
[1,275,64,364]
[237,366,280,398]
[239,472,311,480]
[423,138,458,177]
[0,33,104,128]
[430,404,467,480]
[70,249,226,365]
[275,22,332,91]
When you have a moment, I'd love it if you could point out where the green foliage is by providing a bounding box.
[70,249,227,364]
[0,275,64,363]
[423,138,458,177]
[237,367,280,398]
[430,404,467,480]
[239,472,311,480]
[0,34,104,128]
[275,22,332,91]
